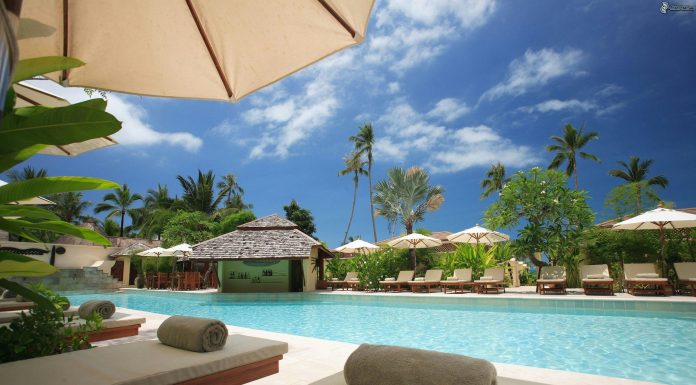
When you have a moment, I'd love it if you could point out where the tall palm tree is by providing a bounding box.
[137,184,176,240]
[217,172,245,209]
[480,162,508,199]
[48,192,92,224]
[339,152,367,244]
[374,167,445,268]
[609,156,669,211]
[349,123,377,242]
[94,184,143,237]
[177,170,225,214]
[546,123,601,190]
[6,166,48,181]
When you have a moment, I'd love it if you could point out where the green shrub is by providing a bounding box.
[352,248,410,290]
[436,244,498,279]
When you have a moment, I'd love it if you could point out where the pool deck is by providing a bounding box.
[99,291,669,385]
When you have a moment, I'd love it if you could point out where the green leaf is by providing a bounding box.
[3,87,16,116]
[0,279,55,311]
[0,251,56,278]
[12,57,85,83]
[0,218,46,243]
[0,144,46,172]
[0,205,60,220]
[0,176,118,205]
[0,218,111,246]
[0,100,121,154]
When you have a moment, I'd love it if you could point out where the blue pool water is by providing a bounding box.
[68,292,696,385]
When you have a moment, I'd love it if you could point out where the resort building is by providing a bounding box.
[191,214,332,293]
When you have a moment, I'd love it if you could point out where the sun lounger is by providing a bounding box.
[0,308,78,324]
[474,268,506,294]
[536,266,567,294]
[624,263,668,296]
[332,272,359,290]
[440,268,474,294]
[65,311,146,342]
[0,300,33,312]
[0,334,288,385]
[379,270,414,292]
[581,264,614,295]
[674,262,696,296]
[408,270,443,293]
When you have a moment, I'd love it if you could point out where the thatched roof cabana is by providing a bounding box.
[190,214,332,260]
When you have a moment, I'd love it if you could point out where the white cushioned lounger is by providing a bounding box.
[0,334,288,385]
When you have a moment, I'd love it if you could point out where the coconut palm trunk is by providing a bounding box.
[119,210,126,237]
[343,174,359,244]
[368,161,377,242]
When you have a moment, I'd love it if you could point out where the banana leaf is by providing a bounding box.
[0,251,56,278]
[0,205,59,220]
[12,57,84,83]
[0,218,111,246]
[0,279,55,311]
[0,176,118,204]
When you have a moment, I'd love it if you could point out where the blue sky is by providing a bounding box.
[21,1,696,247]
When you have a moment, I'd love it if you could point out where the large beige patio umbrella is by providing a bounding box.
[17,0,374,102]
[388,233,442,268]
[14,82,118,156]
[613,206,696,275]
[334,239,379,255]
[447,224,510,245]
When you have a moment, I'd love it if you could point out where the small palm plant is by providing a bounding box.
[608,156,668,212]
[94,184,143,237]
[546,123,601,190]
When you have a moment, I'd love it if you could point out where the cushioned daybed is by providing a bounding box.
[407,270,443,293]
[0,300,34,312]
[473,268,506,294]
[0,334,288,385]
[440,268,474,294]
[624,263,668,296]
[379,270,414,292]
[64,311,146,342]
[536,266,567,295]
[581,264,614,295]
[674,262,696,296]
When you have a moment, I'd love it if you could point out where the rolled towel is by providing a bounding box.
[158,315,228,352]
[587,274,608,279]
[330,278,339,281]
[344,344,497,385]
[414,277,425,281]
[447,277,458,281]
[348,277,359,282]
[636,273,659,278]
[479,276,493,281]
[384,277,396,281]
[78,300,116,319]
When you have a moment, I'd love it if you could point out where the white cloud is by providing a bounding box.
[387,82,401,94]
[354,112,371,122]
[520,99,596,113]
[243,100,295,125]
[481,48,584,101]
[22,80,203,153]
[518,84,626,117]
[426,98,470,122]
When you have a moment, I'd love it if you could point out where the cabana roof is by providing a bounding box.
[191,214,331,260]
[109,242,151,258]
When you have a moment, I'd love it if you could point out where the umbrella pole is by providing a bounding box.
[659,226,666,278]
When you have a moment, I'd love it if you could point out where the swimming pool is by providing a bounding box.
[68,291,696,385]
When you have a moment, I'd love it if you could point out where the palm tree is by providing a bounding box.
[94,184,143,237]
[374,167,445,268]
[350,123,377,242]
[339,152,367,244]
[177,170,225,214]
[48,192,92,224]
[6,166,48,181]
[546,123,601,190]
[216,172,248,211]
[609,156,669,211]
[480,162,508,199]
[137,184,176,240]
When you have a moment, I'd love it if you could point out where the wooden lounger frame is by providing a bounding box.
[677,280,696,296]
[582,280,614,295]
[0,303,34,312]
[474,281,505,294]
[537,280,567,295]
[175,355,283,385]
[625,280,668,296]
[87,323,141,343]
[409,282,440,293]
[380,281,409,292]
[441,281,474,294]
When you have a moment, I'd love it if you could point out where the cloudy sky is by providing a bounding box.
[22,0,696,247]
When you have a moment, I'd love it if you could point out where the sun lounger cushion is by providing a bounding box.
[384,278,395,281]
[65,312,145,330]
[674,262,696,280]
[0,334,288,385]
[414,277,424,281]
[343,344,497,385]
[586,274,608,279]
[0,301,33,311]
[158,315,228,352]
[446,277,458,281]
[348,278,359,281]
[636,273,659,278]
[78,300,116,319]
[479,276,493,280]
[330,278,339,281]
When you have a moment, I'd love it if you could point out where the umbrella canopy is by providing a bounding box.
[335,239,379,254]
[0,179,54,205]
[17,0,375,102]
[447,225,510,245]
[388,233,442,249]
[13,83,117,156]
[166,243,193,260]
[137,247,168,257]
[612,207,696,231]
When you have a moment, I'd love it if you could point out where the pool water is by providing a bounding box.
[68,292,696,385]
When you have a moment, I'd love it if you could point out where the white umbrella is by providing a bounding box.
[447,224,509,245]
[138,246,168,288]
[388,233,442,249]
[0,179,54,205]
[613,206,696,275]
[17,1,375,102]
[334,239,379,255]
[13,83,118,156]
[166,243,193,259]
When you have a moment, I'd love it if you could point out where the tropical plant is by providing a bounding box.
[484,168,594,268]
[99,218,122,237]
[5,166,47,181]
[217,172,246,209]
[161,211,214,247]
[339,151,367,244]
[546,123,601,190]
[608,156,668,212]
[325,255,348,280]
[284,199,316,237]
[480,162,508,199]
[213,210,256,235]
[47,191,92,224]
[437,244,497,279]
[373,167,445,268]
[351,248,410,290]
[177,170,225,214]
[0,56,121,307]
[349,123,377,242]
[136,184,177,239]
[94,184,143,237]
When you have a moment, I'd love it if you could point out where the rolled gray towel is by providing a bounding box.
[78,300,115,319]
[157,315,228,352]
[344,344,497,385]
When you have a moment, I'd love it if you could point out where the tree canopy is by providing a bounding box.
[284,199,316,238]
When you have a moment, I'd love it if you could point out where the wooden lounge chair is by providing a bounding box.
[473,268,505,294]
[0,334,288,385]
[581,264,614,295]
[623,263,668,296]
[379,270,414,292]
[440,268,474,294]
[674,262,696,296]
[536,266,567,294]
[331,272,358,290]
[408,270,443,293]
[65,311,146,342]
